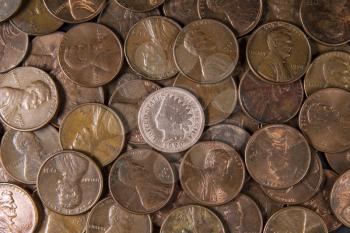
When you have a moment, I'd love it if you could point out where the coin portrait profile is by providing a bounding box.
[322,57,350,87]
[105,205,133,233]
[0,190,19,233]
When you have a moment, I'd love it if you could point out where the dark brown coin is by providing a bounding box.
[331,170,350,228]
[115,0,165,12]
[163,0,200,26]
[180,141,245,206]
[247,21,311,84]
[197,0,263,37]
[245,124,311,189]
[311,41,350,57]
[223,105,261,133]
[174,19,239,84]
[300,0,350,46]
[37,150,103,215]
[299,88,350,153]
[325,149,350,175]
[263,0,302,26]
[239,70,304,124]
[109,149,175,214]
[0,0,21,22]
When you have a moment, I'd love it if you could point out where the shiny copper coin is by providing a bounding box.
[86,197,153,233]
[125,16,180,80]
[174,19,239,84]
[59,103,125,166]
[0,67,59,131]
[245,124,311,189]
[263,0,302,26]
[115,0,165,12]
[247,21,311,84]
[37,150,103,215]
[163,0,200,26]
[109,149,175,214]
[0,0,21,22]
[223,105,261,133]
[331,170,350,228]
[299,88,350,153]
[325,149,350,175]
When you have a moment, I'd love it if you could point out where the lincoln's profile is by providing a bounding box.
[104,205,133,233]
[0,191,20,233]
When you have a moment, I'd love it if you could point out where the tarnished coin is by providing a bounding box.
[0,126,60,184]
[300,0,350,46]
[0,67,59,131]
[0,0,21,22]
[86,197,152,233]
[163,0,200,26]
[43,0,105,23]
[224,105,261,133]
[0,21,29,73]
[263,0,302,26]
[245,124,311,189]
[180,141,245,206]
[37,150,103,215]
[160,205,225,233]
[138,87,205,153]
[0,183,38,233]
[59,23,123,87]
[246,21,311,83]
[263,207,328,233]
[304,51,350,96]
[125,16,180,80]
[59,103,125,166]
[0,158,17,183]
[108,79,160,144]
[325,149,350,175]
[174,19,239,84]
[213,194,263,233]
[10,0,63,35]
[331,170,350,228]
[311,42,350,57]
[109,149,175,214]
[115,0,165,12]
[174,73,237,126]
[299,88,350,153]
[197,0,263,36]
[239,71,304,124]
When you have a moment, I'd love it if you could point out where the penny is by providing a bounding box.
[0,21,29,73]
[174,19,239,84]
[163,0,200,26]
[246,21,311,84]
[223,105,261,133]
[213,194,263,233]
[311,42,350,57]
[160,205,225,233]
[0,0,21,22]
[263,207,328,233]
[59,23,123,87]
[325,149,350,175]
[263,0,302,26]
[0,67,59,131]
[197,0,263,37]
[180,141,245,206]
[304,51,350,96]
[86,197,152,233]
[174,73,237,126]
[115,0,165,12]
[10,0,63,36]
[108,79,160,144]
[239,70,304,124]
[37,150,103,215]
[0,158,17,183]
[300,0,350,46]
[138,87,205,153]
[124,16,180,80]
[59,103,125,166]
[245,124,311,189]
[299,88,350,153]
[109,149,175,214]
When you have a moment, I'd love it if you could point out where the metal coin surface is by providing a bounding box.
[60,103,125,166]
[0,0,21,22]
[109,149,175,214]
[246,21,311,84]
[37,150,103,215]
[263,0,302,26]
[115,0,165,12]
[0,67,59,131]
[180,141,245,206]
[59,23,123,87]
[125,16,180,80]
[299,88,350,153]
[245,124,311,189]
[138,87,205,153]
[325,149,350,175]
[223,105,261,133]
[163,0,200,26]
[174,19,239,84]
[0,159,17,183]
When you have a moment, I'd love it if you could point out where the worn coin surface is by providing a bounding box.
[109,149,175,214]
[245,124,311,189]
[138,87,205,153]
[60,103,125,166]
[0,0,21,22]
[263,0,302,26]
[325,149,350,175]
[247,21,311,84]
[163,0,200,26]
[115,0,164,12]
[299,88,350,153]
[174,19,239,84]
[223,105,261,133]
[37,150,103,215]
[0,67,59,131]
[0,159,17,183]
[331,170,350,228]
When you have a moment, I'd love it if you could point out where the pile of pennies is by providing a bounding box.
[0,0,350,232]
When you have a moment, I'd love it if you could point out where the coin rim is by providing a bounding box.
[114,0,165,13]
[0,0,22,23]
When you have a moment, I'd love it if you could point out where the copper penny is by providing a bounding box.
[245,124,311,189]
[263,0,302,26]
[59,103,125,166]
[163,0,200,26]
[115,0,165,12]
[223,105,261,133]
[247,21,311,84]
[0,159,17,183]
[311,42,350,57]
[0,67,59,131]
[174,19,239,84]
[299,88,350,153]
[0,0,21,22]
[109,149,175,214]
[325,149,350,175]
